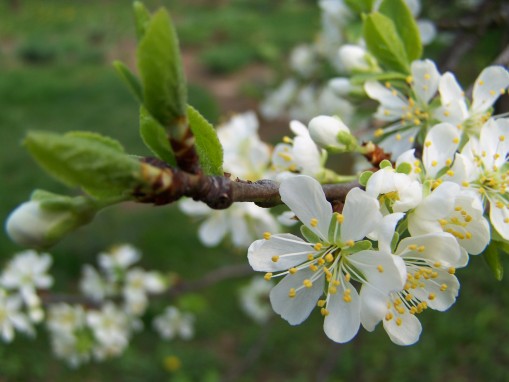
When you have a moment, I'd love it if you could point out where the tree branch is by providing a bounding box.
[134,157,360,209]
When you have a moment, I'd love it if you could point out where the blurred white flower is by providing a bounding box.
[123,268,166,315]
[0,289,34,342]
[98,244,141,276]
[239,277,274,324]
[80,265,112,302]
[153,306,195,340]
[290,44,318,78]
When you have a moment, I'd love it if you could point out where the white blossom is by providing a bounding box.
[0,289,34,342]
[153,306,195,340]
[239,277,274,324]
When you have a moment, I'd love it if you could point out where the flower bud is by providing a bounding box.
[338,45,375,73]
[308,115,356,152]
[5,194,97,248]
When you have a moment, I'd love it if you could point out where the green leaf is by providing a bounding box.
[396,162,412,174]
[484,242,504,281]
[379,0,422,62]
[113,61,143,103]
[133,1,151,40]
[345,0,374,13]
[363,12,410,73]
[301,225,320,244]
[139,106,176,165]
[359,171,373,187]
[350,71,408,85]
[187,105,223,175]
[137,8,187,129]
[379,159,393,169]
[25,131,141,199]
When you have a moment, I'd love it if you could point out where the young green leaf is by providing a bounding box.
[187,105,223,175]
[344,0,375,13]
[379,0,422,62]
[484,242,504,281]
[24,131,141,199]
[133,1,151,40]
[113,60,143,103]
[139,106,176,165]
[137,8,187,130]
[363,12,410,74]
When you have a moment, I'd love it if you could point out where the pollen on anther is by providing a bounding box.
[317,299,326,307]
[385,312,393,321]
[271,256,279,263]
[314,243,323,251]
[440,284,448,292]
[307,254,314,261]
[336,214,344,223]
[448,267,456,275]
[499,135,506,142]
[374,128,384,137]
[377,265,384,273]
[321,308,329,316]
[303,279,313,288]
[396,318,403,326]
[425,141,432,147]
[325,253,334,263]
[288,288,296,298]
[263,232,271,240]
[264,273,272,281]
[346,240,355,247]
[428,293,436,300]
[453,137,459,144]
[396,134,402,141]
[289,267,298,275]
[310,218,318,227]
[309,264,318,272]
[328,286,337,294]
[431,160,438,167]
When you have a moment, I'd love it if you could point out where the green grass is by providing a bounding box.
[1,1,509,381]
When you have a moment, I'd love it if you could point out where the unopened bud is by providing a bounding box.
[5,193,97,248]
[308,115,356,152]
[338,45,373,73]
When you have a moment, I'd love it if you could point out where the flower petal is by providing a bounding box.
[323,275,360,343]
[364,81,407,121]
[360,287,388,332]
[198,214,228,247]
[279,175,332,240]
[472,66,509,114]
[423,123,460,178]
[411,59,440,104]
[412,269,460,311]
[248,234,314,272]
[269,268,324,325]
[490,202,509,240]
[397,232,463,267]
[341,188,382,242]
[383,309,422,346]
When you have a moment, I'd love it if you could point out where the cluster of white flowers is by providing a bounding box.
[260,0,435,124]
[0,251,52,342]
[248,96,509,344]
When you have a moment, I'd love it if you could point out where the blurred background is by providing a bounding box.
[1,0,509,381]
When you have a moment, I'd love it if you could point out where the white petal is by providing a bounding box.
[293,136,322,175]
[412,269,460,311]
[472,66,509,114]
[371,213,405,253]
[397,232,463,267]
[480,118,509,169]
[341,188,382,242]
[392,173,423,213]
[438,72,465,107]
[411,59,440,104]
[248,234,314,272]
[490,202,509,240]
[360,287,388,332]
[270,269,324,325]
[423,123,460,178]
[198,214,228,247]
[417,20,436,45]
[179,199,211,216]
[379,127,420,159]
[364,81,407,120]
[383,310,422,345]
[395,149,420,180]
[279,175,332,240]
[348,250,406,292]
[289,120,311,138]
[323,276,360,343]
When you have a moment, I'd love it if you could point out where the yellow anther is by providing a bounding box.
[425,141,432,147]
[309,264,318,272]
[453,137,459,144]
[447,170,455,177]
[439,219,448,226]
[424,73,431,80]
[321,308,329,316]
[385,81,391,88]
[494,153,501,160]
[431,160,438,167]
[409,307,417,315]
[490,90,496,96]
[462,181,470,187]
[501,88,506,94]
[394,298,402,306]
[325,253,334,263]
[374,128,384,137]
[440,284,448,292]
[317,258,325,265]
[504,218,509,224]
[314,243,323,251]
[288,288,296,298]
[343,291,352,303]
[317,299,326,307]
[271,256,280,263]
[391,90,397,96]
[465,214,473,222]
[282,136,292,143]
[465,232,472,239]
[434,261,442,268]
[303,279,313,288]
[264,273,272,281]
[478,80,484,86]
[310,218,318,227]
[413,118,421,126]
[377,265,384,273]
[457,124,463,130]
[448,267,456,275]
[443,110,450,117]
[405,294,413,301]
[409,136,415,143]
[384,110,391,116]
[396,306,405,314]
[336,214,344,223]
[500,135,506,142]
[417,245,425,252]
[307,254,314,261]
[278,152,293,162]
[428,293,436,300]
[332,280,341,286]
[346,240,355,247]
[396,318,403,326]
[263,232,271,240]
[385,312,393,321]
[328,286,337,294]
[345,273,351,282]
[396,134,402,141]
[446,158,453,166]
[289,267,298,275]
[406,75,413,84]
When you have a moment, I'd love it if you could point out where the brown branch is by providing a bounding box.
[134,157,360,209]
